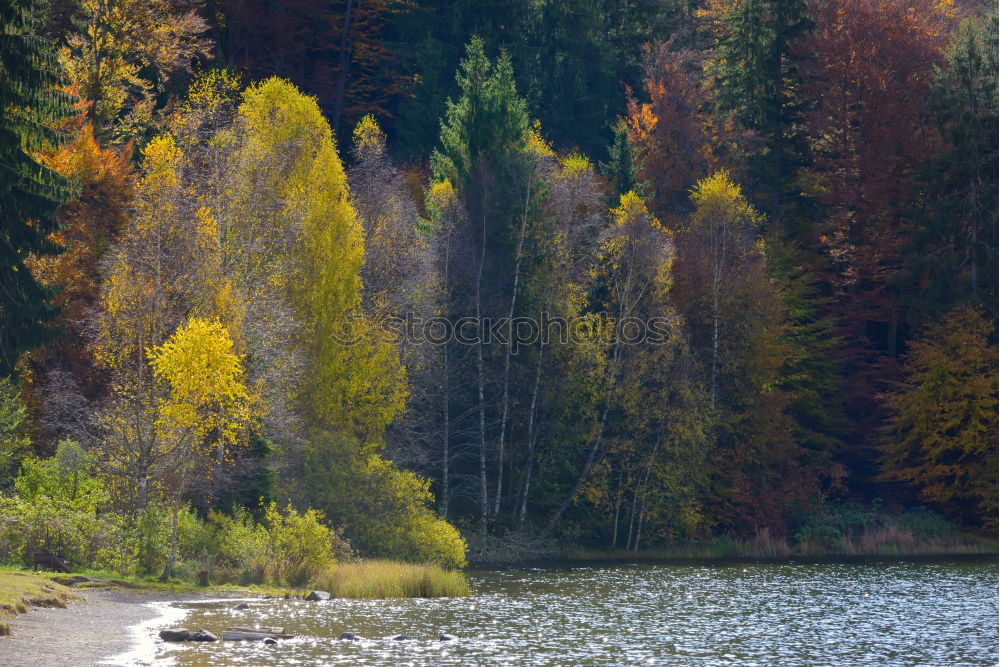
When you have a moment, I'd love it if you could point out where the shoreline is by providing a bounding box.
[1,589,198,667]
[472,548,998,567]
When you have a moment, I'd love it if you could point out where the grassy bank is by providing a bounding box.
[0,559,469,606]
[0,570,76,635]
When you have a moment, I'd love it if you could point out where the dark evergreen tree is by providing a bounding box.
[0,0,73,376]
[907,11,998,327]
[710,0,812,224]
[600,121,643,200]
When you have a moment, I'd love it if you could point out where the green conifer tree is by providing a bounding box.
[0,0,73,376]
[711,0,811,221]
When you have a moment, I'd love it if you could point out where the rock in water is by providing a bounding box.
[189,629,218,642]
[233,602,250,610]
[159,628,191,642]
[339,632,360,641]
[392,634,411,641]
[264,638,278,646]
[304,590,331,601]
[439,634,457,641]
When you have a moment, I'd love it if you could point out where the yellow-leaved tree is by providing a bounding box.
[96,134,238,574]
[223,78,406,442]
[149,317,257,580]
[881,305,998,531]
[219,79,462,565]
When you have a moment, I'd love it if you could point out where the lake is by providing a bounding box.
[137,559,998,665]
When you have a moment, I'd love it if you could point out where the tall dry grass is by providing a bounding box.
[314,560,470,599]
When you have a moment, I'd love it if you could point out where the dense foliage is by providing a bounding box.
[0,0,995,573]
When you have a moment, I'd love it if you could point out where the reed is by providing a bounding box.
[314,560,470,599]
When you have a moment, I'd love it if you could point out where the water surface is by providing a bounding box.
[142,559,998,665]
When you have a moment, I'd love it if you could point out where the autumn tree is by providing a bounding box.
[575,192,712,548]
[349,114,432,319]
[215,78,461,564]
[801,0,952,353]
[625,42,713,214]
[149,317,256,579]
[537,193,668,541]
[508,151,606,537]
[95,135,226,517]
[881,305,998,531]
[61,0,211,140]
[673,172,815,532]
[800,0,955,491]
[25,124,134,444]
[674,172,762,408]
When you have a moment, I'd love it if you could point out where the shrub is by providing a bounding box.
[264,502,339,586]
[213,508,271,582]
[402,514,468,569]
[304,442,468,568]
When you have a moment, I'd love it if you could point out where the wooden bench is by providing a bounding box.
[33,552,72,573]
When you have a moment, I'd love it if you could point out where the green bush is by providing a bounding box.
[264,502,339,586]
[0,441,117,568]
[303,441,468,568]
[213,507,271,582]
[404,513,468,569]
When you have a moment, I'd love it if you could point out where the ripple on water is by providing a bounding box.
[143,560,997,666]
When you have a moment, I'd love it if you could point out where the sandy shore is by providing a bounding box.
[0,589,187,667]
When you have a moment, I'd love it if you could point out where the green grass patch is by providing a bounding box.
[0,569,75,618]
[315,560,470,599]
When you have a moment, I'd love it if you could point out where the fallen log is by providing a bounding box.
[222,630,294,641]
[228,626,285,635]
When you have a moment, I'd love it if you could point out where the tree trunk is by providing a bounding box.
[633,458,653,552]
[625,491,637,551]
[441,225,453,519]
[160,500,180,581]
[633,501,646,552]
[611,469,624,548]
[711,273,719,409]
[476,207,489,548]
[517,341,544,529]
[493,179,532,519]
[441,342,451,519]
[332,0,357,140]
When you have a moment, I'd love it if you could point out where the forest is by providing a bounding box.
[0,0,996,579]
